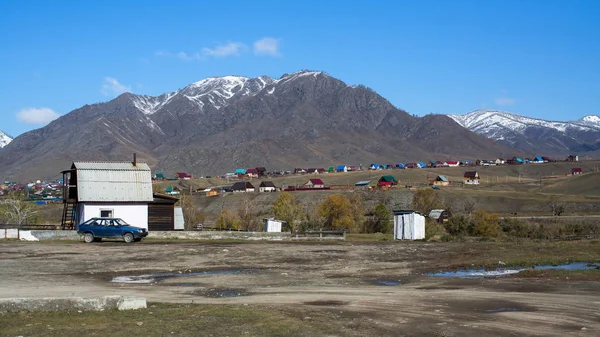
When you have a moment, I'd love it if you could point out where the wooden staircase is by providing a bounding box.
[61,203,77,229]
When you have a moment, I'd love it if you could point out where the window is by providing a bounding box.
[100,209,113,218]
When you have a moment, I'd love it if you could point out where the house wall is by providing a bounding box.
[259,187,275,192]
[79,204,148,229]
[148,203,174,231]
[464,179,480,185]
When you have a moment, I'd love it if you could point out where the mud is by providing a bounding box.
[0,240,598,336]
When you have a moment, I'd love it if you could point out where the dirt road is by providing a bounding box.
[1,240,598,336]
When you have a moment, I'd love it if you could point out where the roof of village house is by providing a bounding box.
[246,168,258,174]
[379,175,398,183]
[260,181,276,188]
[355,180,371,186]
[175,172,192,178]
[436,175,449,182]
[69,161,153,202]
[309,178,324,185]
[232,181,255,190]
[428,209,446,219]
[464,171,479,178]
[572,167,583,172]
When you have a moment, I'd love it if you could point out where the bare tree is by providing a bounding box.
[0,192,39,225]
[177,194,203,230]
[549,196,566,216]
[238,196,257,231]
[462,197,477,216]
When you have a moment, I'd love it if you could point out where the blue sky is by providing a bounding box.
[1,0,599,137]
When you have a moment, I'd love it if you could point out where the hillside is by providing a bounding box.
[0,71,519,181]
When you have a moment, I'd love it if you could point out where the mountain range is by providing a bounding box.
[448,110,600,154]
[0,71,517,181]
[0,130,11,148]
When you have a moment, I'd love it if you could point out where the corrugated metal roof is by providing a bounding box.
[429,209,444,218]
[437,175,449,182]
[355,180,371,186]
[73,161,151,171]
[73,161,153,202]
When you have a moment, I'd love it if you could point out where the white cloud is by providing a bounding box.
[16,107,60,125]
[253,37,281,56]
[494,97,516,106]
[156,50,203,61]
[202,42,246,57]
[101,77,131,96]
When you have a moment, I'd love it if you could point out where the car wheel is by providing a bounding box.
[83,232,95,243]
[123,233,134,243]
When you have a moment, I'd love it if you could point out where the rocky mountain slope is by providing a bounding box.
[0,130,12,148]
[448,110,600,154]
[0,71,517,181]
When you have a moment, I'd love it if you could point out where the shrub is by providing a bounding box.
[471,209,502,237]
[425,218,445,239]
[444,215,472,236]
[500,218,530,238]
[411,189,443,215]
[363,204,393,234]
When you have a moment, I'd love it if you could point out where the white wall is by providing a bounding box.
[79,204,148,229]
[174,206,185,230]
[264,219,282,232]
[393,213,425,240]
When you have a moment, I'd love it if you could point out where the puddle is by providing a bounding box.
[194,288,250,298]
[375,280,401,286]
[304,300,347,306]
[485,308,520,313]
[313,250,346,254]
[111,269,259,284]
[427,262,600,278]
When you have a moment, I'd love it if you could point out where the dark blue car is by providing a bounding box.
[77,217,148,243]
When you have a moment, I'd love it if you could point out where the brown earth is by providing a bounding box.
[0,240,599,336]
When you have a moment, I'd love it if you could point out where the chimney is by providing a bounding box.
[133,153,137,167]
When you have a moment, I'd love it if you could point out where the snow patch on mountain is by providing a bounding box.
[449,110,600,140]
[277,70,322,84]
[0,130,12,148]
[133,92,177,115]
[579,115,600,126]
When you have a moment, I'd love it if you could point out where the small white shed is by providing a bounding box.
[393,210,425,240]
[174,206,185,230]
[263,218,283,232]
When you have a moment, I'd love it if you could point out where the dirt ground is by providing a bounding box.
[1,240,599,336]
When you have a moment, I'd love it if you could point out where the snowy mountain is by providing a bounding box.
[448,110,600,154]
[0,70,515,180]
[0,130,12,148]
[131,75,275,115]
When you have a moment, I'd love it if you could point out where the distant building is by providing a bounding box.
[305,178,325,188]
[259,181,276,192]
[175,172,192,180]
[263,218,283,232]
[354,180,371,189]
[392,210,425,240]
[433,175,449,186]
[428,209,452,223]
[231,181,255,193]
[464,171,480,185]
[572,168,583,175]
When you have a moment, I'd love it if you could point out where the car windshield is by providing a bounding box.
[114,219,129,226]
